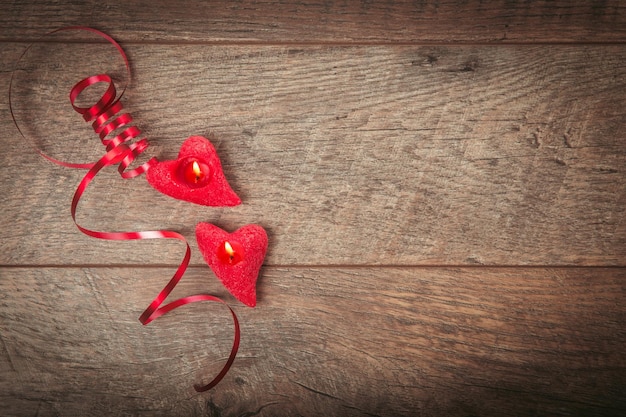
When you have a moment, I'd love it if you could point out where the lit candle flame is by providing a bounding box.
[192,161,202,182]
[218,240,243,265]
[224,241,235,259]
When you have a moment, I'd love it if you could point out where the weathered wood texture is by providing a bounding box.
[2,44,625,266]
[1,1,625,416]
[1,267,624,416]
[1,0,625,43]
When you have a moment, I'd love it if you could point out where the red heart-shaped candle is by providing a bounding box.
[146,136,241,206]
[196,223,268,307]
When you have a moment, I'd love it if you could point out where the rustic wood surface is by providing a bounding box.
[1,267,624,416]
[3,44,625,266]
[1,1,625,416]
[1,0,626,43]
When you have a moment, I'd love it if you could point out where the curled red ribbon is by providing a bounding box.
[10,27,240,392]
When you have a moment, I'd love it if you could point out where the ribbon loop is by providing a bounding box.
[69,74,118,121]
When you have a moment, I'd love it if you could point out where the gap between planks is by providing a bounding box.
[3,39,626,47]
[1,264,624,269]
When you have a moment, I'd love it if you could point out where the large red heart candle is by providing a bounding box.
[146,136,241,206]
[196,223,268,307]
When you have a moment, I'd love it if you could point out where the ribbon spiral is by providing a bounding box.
[10,27,240,392]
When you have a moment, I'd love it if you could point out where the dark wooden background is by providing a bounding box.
[1,1,625,416]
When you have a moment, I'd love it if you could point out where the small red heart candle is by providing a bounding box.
[196,223,268,307]
[146,136,241,206]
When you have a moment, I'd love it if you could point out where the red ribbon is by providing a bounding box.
[10,27,240,392]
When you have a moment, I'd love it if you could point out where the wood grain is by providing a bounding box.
[2,1,625,415]
[0,267,624,416]
[2,44,625,266]
[1,0,625,43]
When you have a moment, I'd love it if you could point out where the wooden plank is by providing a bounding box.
[1,0,626,43]
[0,266,624,416]
[2,43,625,266]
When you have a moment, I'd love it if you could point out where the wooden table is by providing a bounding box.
[1,1,624,416]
